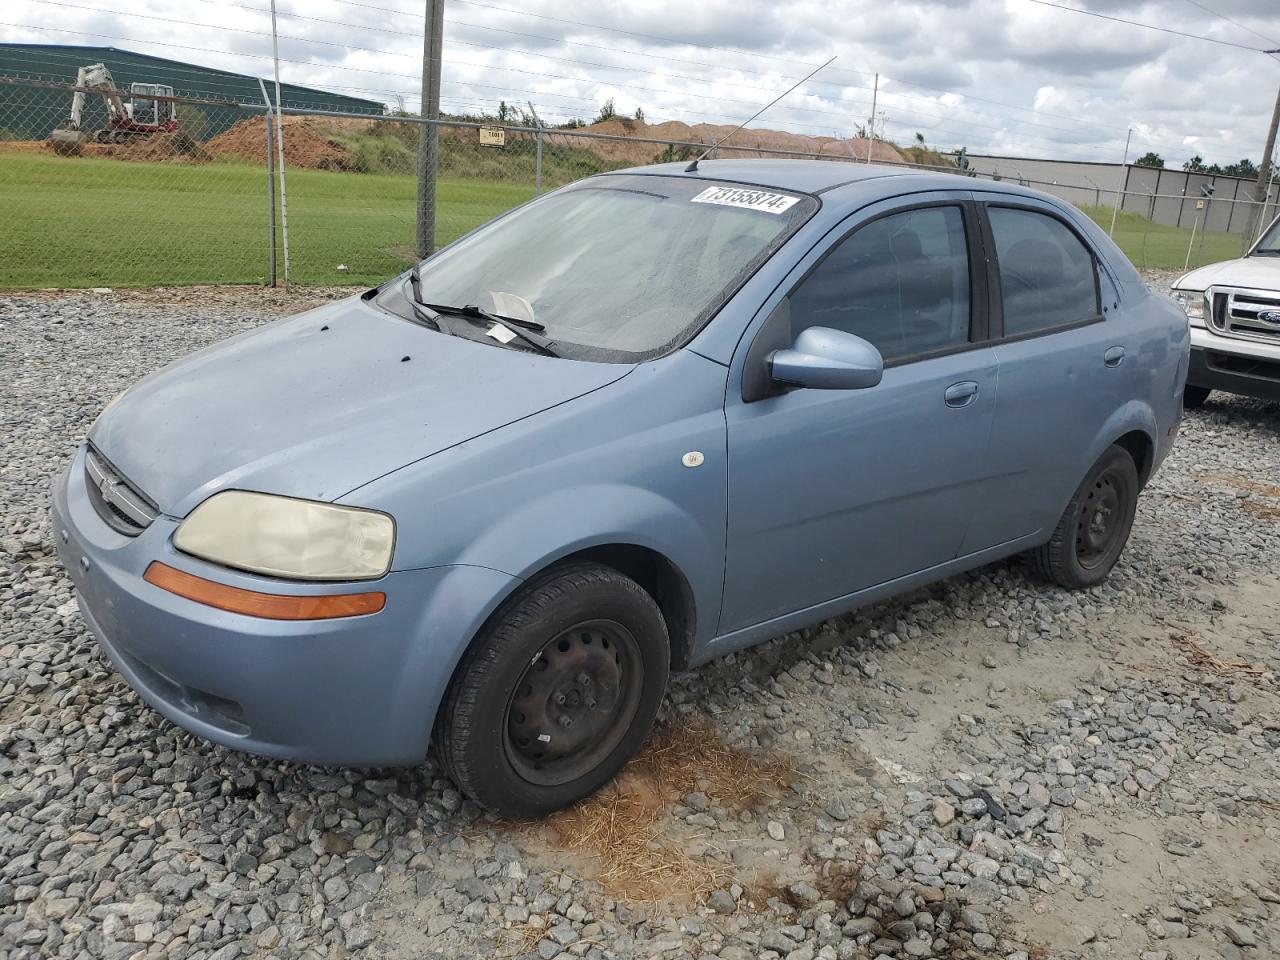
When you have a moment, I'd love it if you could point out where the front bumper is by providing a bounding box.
[1189,327,1280,402]
[52,446,516,767]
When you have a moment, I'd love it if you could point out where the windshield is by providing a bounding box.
[1255,215,1280,256]
[409,175,817,361]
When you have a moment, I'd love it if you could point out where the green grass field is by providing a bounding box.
[0,152,533,288]
[1077,205,1250,271]
[0,150,1259,290]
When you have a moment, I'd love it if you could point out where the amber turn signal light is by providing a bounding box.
[143,562,385,620]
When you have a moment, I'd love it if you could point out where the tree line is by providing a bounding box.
[1134,151,1260,179]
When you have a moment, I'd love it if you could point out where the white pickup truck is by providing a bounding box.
[1171,215,1280,408]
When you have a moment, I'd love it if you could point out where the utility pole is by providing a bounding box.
[1108,127,1132,238]
[866,72,878,164]
[1248,62,1280,240]
[416,0,444,259]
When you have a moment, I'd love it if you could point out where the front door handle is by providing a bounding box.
[1104,346,1126,367]
[944,380,980,408]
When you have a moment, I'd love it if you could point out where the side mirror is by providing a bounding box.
[769,327,884,390]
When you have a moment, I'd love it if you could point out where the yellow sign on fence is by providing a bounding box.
[479,126,506,147]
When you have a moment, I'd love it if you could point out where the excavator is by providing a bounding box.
[50,63,178,155]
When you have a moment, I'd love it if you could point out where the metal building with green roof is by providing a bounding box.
[0,43,385,140]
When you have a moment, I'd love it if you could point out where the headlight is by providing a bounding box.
[173,491,395,581]
[1172,289,1206,323]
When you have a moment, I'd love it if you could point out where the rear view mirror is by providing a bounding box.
[769,327,884,391]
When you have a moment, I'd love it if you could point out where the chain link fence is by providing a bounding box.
[1,74,1275,290]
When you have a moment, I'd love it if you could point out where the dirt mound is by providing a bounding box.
[547,117,906,166]
[207,115,352,170]
[94,132,210,163]
[0,133,210,163]
[207,113,905,172]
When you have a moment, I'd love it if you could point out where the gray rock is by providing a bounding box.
[708,890,737,914]
[1224,922,1257,947]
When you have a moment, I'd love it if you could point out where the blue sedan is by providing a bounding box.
[52,160,1188,818]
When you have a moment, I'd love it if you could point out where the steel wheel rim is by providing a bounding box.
[504,619,643,787]
[1076,471,1124,570]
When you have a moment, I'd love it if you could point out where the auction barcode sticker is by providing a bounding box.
[690,186,800,214]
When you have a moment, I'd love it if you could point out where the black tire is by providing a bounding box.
[435,562,670,819]
[1183,385,1211,409]
[1031,445,1139,589]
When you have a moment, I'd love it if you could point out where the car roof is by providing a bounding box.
[615,158,939,195]
[610,158,1075,206]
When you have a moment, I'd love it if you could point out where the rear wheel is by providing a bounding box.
[435,562,669,819]
[1183,385,1211,409]
[1031,445,1139,589]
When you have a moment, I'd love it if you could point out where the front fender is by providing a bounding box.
[344,349,731,657]
[454,482,723,646]
[386,563,521,759]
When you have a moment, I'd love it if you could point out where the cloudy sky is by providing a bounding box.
[3,0,1279,167]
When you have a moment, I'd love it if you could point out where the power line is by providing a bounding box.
[308,0,1179,141]
[0,10,1204,156]
[1021,0,1273,52]
[163,0,1213,154]
[12,3,1129,150]
[21,0,1026,144]
[1179,0,1280,48]
[242,0,1167,148]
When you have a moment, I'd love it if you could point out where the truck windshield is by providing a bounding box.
[410,174,817,361]
[1255,217,1280,256]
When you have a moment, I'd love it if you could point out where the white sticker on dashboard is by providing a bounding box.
[691,186,800,214]
[486,323,517,344]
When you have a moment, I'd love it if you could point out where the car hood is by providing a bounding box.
[90,295,632,515]
[1175,256,1280,292]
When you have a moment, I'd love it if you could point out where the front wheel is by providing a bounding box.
[1031,445,1139,589]
[434,562,670,819]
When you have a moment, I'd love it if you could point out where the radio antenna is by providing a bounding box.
[685,56,837,173]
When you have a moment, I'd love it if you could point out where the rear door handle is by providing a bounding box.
[944,380,979,407]
[1104,346,1126,367]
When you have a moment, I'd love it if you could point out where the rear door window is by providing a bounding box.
[987,207,1100,338]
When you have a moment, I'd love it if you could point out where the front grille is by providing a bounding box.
[1210,286,1280,344]
[84,446,158,536]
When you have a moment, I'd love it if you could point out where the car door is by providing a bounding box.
[719,195,999,635]
[963,195,1135,551]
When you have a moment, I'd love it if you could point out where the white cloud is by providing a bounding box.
[2,0,1278,167]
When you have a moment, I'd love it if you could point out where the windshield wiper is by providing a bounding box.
[425,302,562,358]
[404,265,462,337]
[423,301,545,331]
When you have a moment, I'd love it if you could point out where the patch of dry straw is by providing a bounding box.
[540,717,792,902]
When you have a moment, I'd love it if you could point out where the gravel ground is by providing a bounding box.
[2,283,1280,960]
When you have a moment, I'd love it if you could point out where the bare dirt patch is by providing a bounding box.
[1,131,209,162]
[529,717,793,903]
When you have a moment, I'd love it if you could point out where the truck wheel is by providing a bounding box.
[1031,445,1139,590]
[435,562,669,820]
[1183,385,1211,409]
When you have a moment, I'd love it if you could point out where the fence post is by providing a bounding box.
[264,111,277,287]
[258,78,288,287]
[1108,128,1131,237]
[535,127,543,196]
